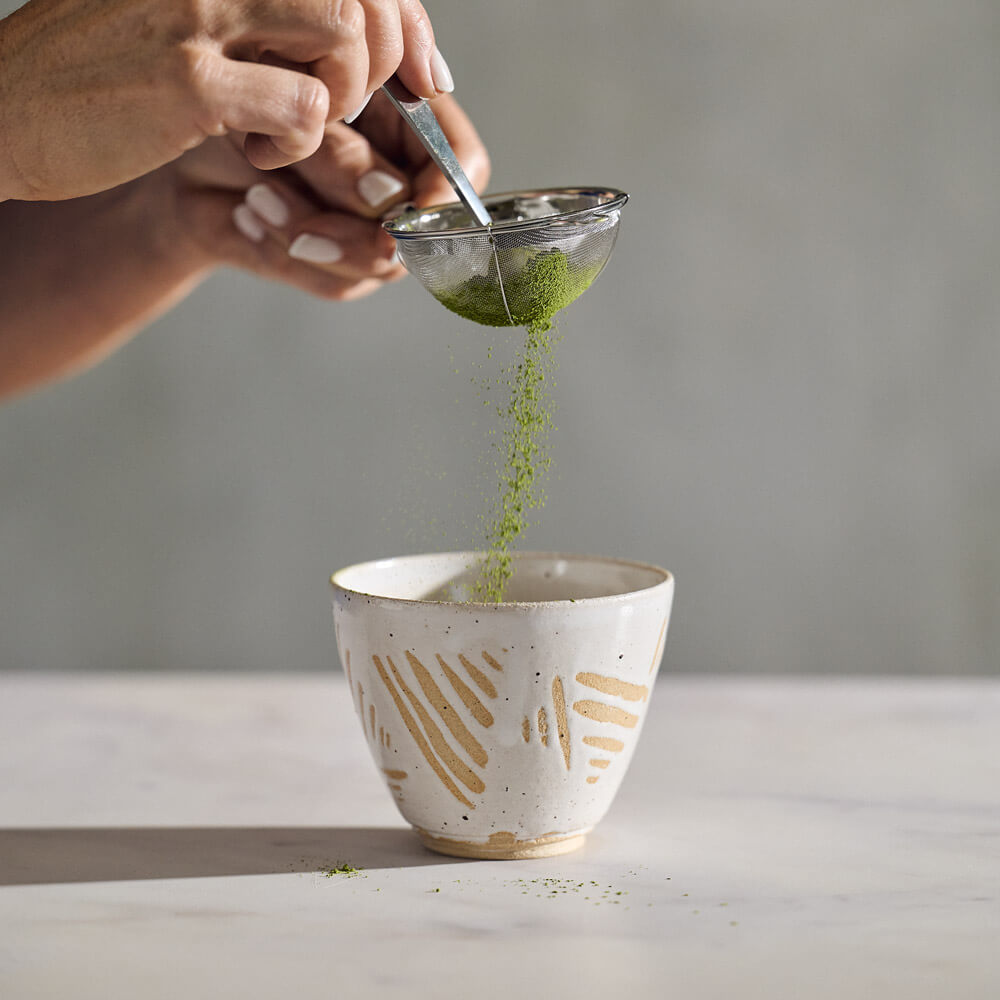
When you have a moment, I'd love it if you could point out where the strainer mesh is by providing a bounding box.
[385,189,626,326]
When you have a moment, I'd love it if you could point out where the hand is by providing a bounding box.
[0,0,453,202]
[161,90,490,301]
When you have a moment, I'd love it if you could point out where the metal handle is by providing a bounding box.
[381,77,492,228]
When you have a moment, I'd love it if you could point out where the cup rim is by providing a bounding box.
[329,550,673,609]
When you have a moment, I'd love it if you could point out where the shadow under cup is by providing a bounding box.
[330,552,674,859]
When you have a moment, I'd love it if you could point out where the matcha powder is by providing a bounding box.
[476,313,557,601]
[435,249,590,602]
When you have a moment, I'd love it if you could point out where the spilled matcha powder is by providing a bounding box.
[320,862,364,878]
[436,250,591,601]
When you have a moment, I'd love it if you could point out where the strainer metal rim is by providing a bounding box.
[383,186,628,240]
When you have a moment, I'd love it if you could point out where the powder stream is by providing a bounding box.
[435,250,587,602]
[475,315,556,601]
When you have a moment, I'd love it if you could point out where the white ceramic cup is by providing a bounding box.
[330,551,674,859]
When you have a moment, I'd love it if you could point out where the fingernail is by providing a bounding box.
[358,170,406,208]
[288,233,344,264]
[232,204,266,243]
[344,92,374,125]
[430,47,454,93]
[245,184,289,227]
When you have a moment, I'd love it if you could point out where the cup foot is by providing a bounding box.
[417,828,587,860]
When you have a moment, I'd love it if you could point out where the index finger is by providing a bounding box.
[289,120,413,217]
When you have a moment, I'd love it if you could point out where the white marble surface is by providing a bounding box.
[0,674,997,999]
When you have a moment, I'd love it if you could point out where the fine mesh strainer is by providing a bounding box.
[379,77,626,326]
[383,188,628,326]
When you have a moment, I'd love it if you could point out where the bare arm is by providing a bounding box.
[0,92,489,401]
[0,172,211,397]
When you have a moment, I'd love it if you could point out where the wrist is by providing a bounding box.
[116,167,219,278]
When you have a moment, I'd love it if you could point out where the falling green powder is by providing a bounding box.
[435,250,593,602]
[474,314,556,601]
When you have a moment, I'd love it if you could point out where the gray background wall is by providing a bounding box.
[1,0,997,674]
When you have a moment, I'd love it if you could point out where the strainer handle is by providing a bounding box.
[381,77,492,228]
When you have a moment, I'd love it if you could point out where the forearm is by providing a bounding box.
[0,171,214,399]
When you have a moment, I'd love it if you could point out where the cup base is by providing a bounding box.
[417,828,588,860]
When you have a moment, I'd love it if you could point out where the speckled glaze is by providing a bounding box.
[330,552,674,859]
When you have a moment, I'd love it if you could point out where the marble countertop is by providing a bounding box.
[0,674,996,999]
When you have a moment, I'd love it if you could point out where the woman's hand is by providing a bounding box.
[163,90,490,301]
[0,0,453,203]
[0,89,489,397]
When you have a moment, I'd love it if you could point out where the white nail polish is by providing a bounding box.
[288,233,344,264]
[430,47,454,93]
[358,170,406,208]
[344,92,374,125]
[245,184,289,227]
[233,204,266,243]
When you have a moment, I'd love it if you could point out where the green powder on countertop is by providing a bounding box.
[320,862,364,878]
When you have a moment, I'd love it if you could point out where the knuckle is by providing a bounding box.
[399,0,433,39]
[331,0,366,43]
[161,0,205,41]
[395,0,432,62]
[288,76,330,134]
[179,43,220,103]
[173,44,228,139]
[318,131,373,173]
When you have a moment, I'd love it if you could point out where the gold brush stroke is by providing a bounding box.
[649,616,668,675]
[387,655,486,795]
[522,717,531,742]
[551,676,571,770]
[418,829,586,860]
[406,651,488,768]
[386,732,391,749]
[369,703,376,740]
[589,758,611,769]
[481,651,504,672]
[457,654,497,699]
[572,700,639,728]
[583,735,625,753]
[379,726,385,746]
[382,768,407,780]
[575,672,649,703]
[372,655,474,809]
[344,653,353,695]
[387,783,402,792]
[358,683,365,723]
[587,775,601,784]
[537,707,549,746]
[437,654,494,727]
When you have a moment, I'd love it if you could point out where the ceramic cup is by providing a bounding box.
[330,551,674,859]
